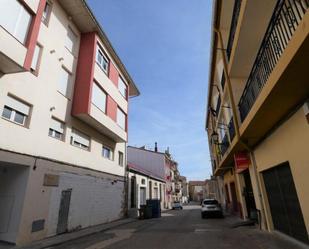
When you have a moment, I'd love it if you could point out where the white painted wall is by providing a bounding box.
[47,172,124,236]
[128,171,165,211]
[0,164,30,243]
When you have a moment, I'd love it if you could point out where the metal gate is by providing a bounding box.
[57,189,72,234]
[263,162,308,244]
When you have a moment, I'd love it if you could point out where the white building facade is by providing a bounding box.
[0,0,139,245]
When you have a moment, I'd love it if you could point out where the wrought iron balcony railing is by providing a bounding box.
[226,0,243,60]
[220,133,230,156]
[228,118,235,141]
[238,0,308,122]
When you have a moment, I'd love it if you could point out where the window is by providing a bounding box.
[141,179,146,185]
[102,146,113,160]
[118,77,127,98]
[92,82,107,112]
[65,27,77,54]
[117,108,126,130]
[0,0,32,44]
[1,95,30,126]
[118,151,124,166]
[42,1,52,26]
[70,129,90,150]
[96,45,109,74]
[30,44,42,74]
[49,118,64,141]
[58,67,71,97]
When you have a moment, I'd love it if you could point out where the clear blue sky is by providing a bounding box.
[87,0,213,180]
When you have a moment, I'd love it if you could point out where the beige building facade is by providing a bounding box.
[206,0,309,245]
[0,0,139,245]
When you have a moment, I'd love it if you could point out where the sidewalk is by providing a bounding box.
[13,218,137,249]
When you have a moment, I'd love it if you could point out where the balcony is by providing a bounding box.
[0,26,27,74]
[226,0,242,60]
[72,32,127,142]
[238,0,308,122]
[220,134,230,156]
[228,118,235,141]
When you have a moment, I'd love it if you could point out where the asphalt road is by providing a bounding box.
[47,204,307,249]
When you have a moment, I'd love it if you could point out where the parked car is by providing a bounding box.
[172,201,183,210]
[201,199,223,218]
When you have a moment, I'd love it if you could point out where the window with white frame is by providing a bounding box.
[0,0,32,44]
[42,1,52,25]
[1,95,30,126]
[96,45,109,74]
[118,77,127,98]
[70,129,90,150]
[91,82,106,112]
[118,151,124,166]
[117,107,126,130]
[102,146,113,160]
[65,27,77,54]
[30,44,42,74]
[49,117,64,140]
[58,67,71,97]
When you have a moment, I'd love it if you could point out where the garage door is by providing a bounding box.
[263,162,308,244]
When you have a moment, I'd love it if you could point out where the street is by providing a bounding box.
[45,204,305,249]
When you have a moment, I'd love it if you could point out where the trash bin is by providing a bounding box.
[146,199,161,218]
[144,206,153,219]
[138,205,146,219]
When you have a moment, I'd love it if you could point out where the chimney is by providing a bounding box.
[154,142,158,152]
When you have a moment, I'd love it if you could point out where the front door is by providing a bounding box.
[243,169,256,219]
[57,189,72,234]
[230,182,238,213]
[263,162,308,244]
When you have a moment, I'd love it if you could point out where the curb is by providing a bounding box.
[14,218,138,249]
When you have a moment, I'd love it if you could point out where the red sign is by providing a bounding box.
[234,152,250,173]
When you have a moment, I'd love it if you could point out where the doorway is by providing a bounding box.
[230,182,238,213]
[263,162,308,244]
[57,189,72,234]
[242,169,257,219]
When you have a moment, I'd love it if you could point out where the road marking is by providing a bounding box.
[161,213,174,217]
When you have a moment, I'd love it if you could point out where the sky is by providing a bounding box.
[87,0,213,181]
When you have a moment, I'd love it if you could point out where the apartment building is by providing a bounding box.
[179,176,189,203]
[206,0,309,244]
[0,0,139,245]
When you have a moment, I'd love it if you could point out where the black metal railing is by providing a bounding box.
[221,72,226,91]
[226,0,243,60]
[216,95,221,115]
[228,118,235,141]
[220,134,230,156]
[238,0,308,121]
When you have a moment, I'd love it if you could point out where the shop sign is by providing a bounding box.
[234,152,250,173]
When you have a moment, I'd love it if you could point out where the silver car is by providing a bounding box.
[201,199,223,218]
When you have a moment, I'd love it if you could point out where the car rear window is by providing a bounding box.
[203,200,218,205]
